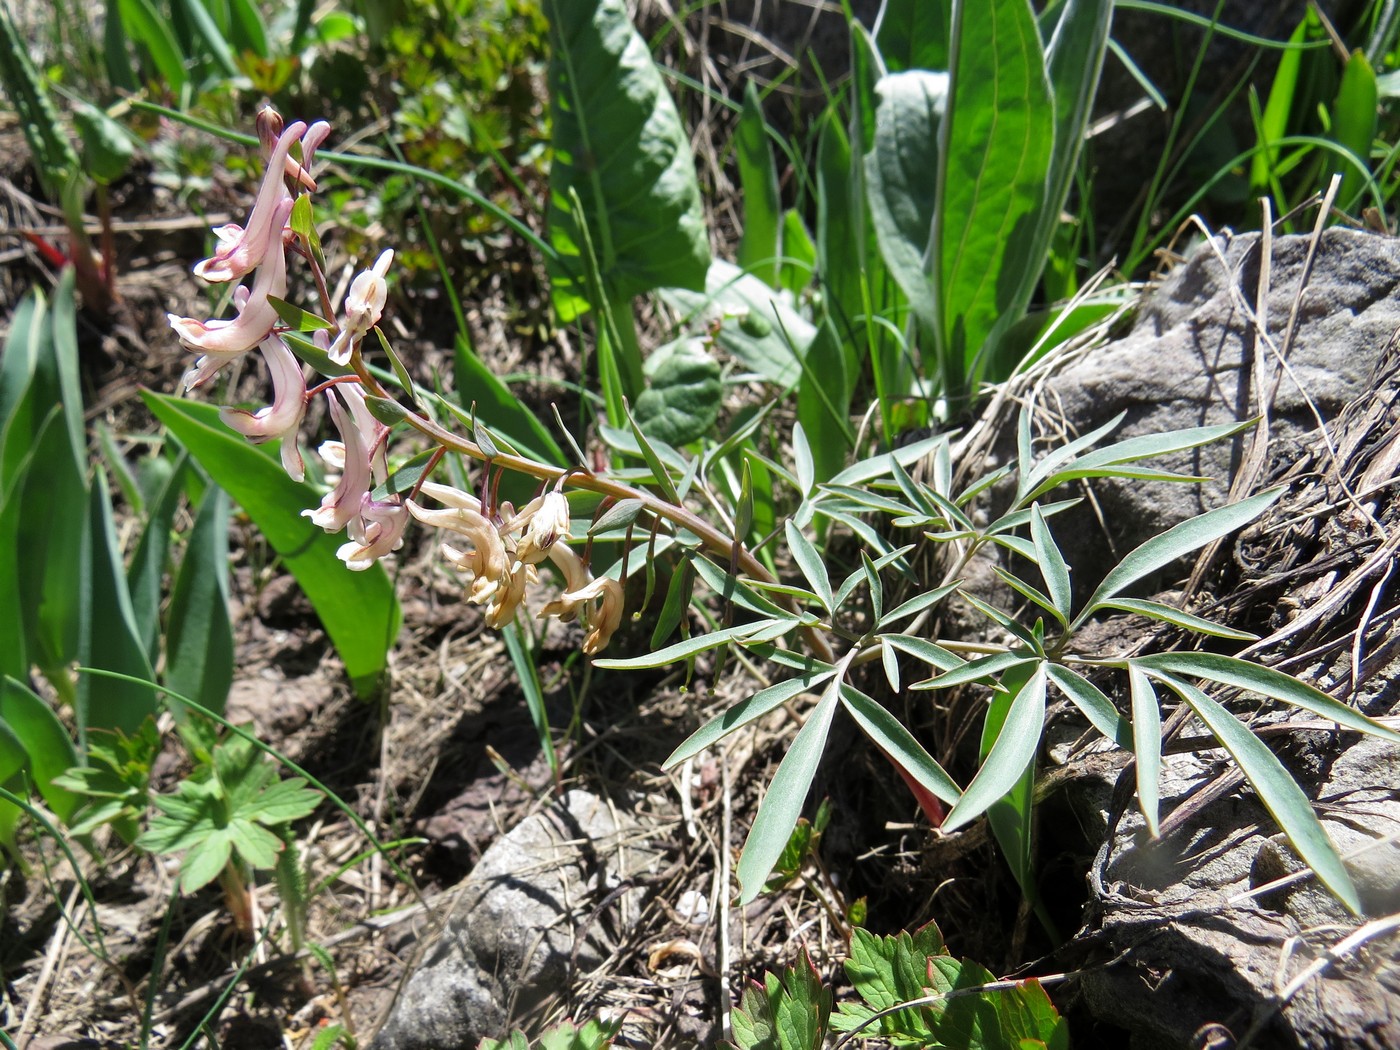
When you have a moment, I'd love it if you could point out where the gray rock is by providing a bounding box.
[369,790,656,1050]
[1039,228,1400,589]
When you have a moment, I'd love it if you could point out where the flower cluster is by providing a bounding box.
[171,109,626,652]
[409,483,624,653]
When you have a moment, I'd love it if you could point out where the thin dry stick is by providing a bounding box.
[16,880,82,1045]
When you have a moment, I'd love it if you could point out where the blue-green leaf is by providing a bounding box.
[942,663,1046,831]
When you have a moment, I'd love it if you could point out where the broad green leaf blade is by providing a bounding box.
[164,486,234,722]
[1249,12,1310,192]
[664,668,838,768]
[735,81,782,289]
[866,67,949,340]
[1127,663,1162,837]
[126,452,188,663]
[784,521,832,613]
[634,338,722,446]
[660,259,816,387]
[544,0,709,320]
[1045,663,1131,748]
[78,469,159,740]
[942,664,1047,831]
[877,0,950,72]
[1134,652,1400,742]
[1333,49,1379,212]
[144,393,401,697]
[1077,487,1285,627]
[1031,504,1073,619]
[0,677,79,822]
[1149,671,1361,914]
[795,323,856,487]
[738,667,845,903]
[940,0,1055,390]
[840,684,961,805]
[1100,598,1257,640]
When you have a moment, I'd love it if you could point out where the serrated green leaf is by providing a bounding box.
[179,830,234,893]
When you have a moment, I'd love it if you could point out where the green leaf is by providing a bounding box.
[634,337,722,446]
[1133,652,1400,742]
[784,521,833,613]
[1148,671,1361,914]
[738,665,846,903]
[593,620,787,670]
[624,401,682,503]
[164,486,234,722]
[736,81,782,289]
[144,393,401,697]
[913,651,1035,691]
[689,553,796,620]
[779,209,816,298]
[1045,663,1131,748]
[73,102,135,185]
[172,0,238,76]
[942,664,1046,831]
[795,318,856,484]
[1030,504,1072,620]
[839,684,961,805]
[940,0,1055,392]
[882,633,965,673]
[266,294,333,333]
[116,0,188,94]
[126,451,187,663]
[865,68,948,342]
[878,0,949,71]
[982,663,1038,904]
[1099,597,1257,640]
[0,677,79,822]
[1075,488,1285,627]
[544,0,709,320]
[78,469,159,740]
[1333,49,1379,211]
[1127,664,1162,837]
[1250,11,1311,192]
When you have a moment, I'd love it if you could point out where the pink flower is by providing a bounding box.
[303,388,372,533]
[171,197,293,374]
[218,335,307,481]
[193,122,307,284]
[337,495,408,570]
[328,250,395,365]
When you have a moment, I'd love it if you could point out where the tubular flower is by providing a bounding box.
[193,120,307,283]
[303,389,372,534]
[510,490,571,567]
[408,482,510,606]
[328,250,395,366]
[218,335,308,481]
[171,197,293,370]
[565,576,626,655]
[538,543,591,622]
[337,495,409,571]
